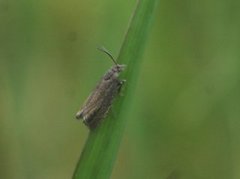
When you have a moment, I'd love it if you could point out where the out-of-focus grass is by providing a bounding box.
[1,0,240,179]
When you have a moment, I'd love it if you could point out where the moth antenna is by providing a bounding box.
[97,46,118,66]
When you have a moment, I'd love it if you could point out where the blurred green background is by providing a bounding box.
[1,0,240,178]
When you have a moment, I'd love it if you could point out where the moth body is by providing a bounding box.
[76,63,125,129]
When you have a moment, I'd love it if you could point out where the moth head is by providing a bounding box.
[115,64,125,72]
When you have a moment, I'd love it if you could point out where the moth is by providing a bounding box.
[76,47,126,129]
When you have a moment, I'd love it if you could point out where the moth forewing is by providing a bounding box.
[83,77,124,129]
[75,80,106,120]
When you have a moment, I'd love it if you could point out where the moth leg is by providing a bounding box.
[120,79,126,84]
[118,79,126,95]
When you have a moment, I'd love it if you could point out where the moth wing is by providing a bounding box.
[76,89,105,120]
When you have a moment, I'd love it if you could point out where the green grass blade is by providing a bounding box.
[73,0,158,178]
